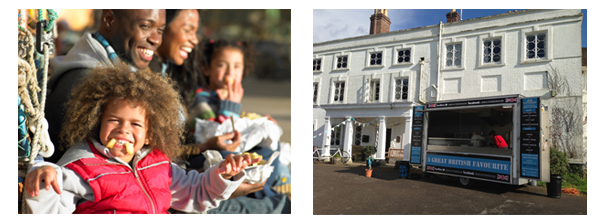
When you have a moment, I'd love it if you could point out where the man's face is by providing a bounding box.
[109,9,166,69]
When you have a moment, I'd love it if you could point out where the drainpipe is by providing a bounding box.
[418,58,426,104]
[432,21,443,101]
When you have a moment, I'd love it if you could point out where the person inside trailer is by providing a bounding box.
[489,130,508,149]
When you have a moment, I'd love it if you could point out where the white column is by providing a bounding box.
[376,116,387,160]
[322,117,331,157]
[403,115,413,161]
[343,117,353,156]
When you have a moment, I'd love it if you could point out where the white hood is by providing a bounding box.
[47,32,114,89]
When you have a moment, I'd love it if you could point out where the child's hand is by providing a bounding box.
[217,77,244,103]
[263,114,278,125]
[25,165,61,197]
[217,153,262,180]
[201,130,241,152]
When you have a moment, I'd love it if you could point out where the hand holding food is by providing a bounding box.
[224,77,235,84]
[218,76,243,103]
[243,152,267,166]
[217,153,262,180]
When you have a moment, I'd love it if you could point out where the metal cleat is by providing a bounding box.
[36,20,55,55]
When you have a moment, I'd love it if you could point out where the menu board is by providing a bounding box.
[410,106,424,164]
[520,97,541,179]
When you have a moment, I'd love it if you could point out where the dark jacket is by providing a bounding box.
[45,32,114,163]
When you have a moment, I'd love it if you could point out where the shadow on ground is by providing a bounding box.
[324,163,547,196]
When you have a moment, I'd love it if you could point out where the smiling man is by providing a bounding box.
[45,9,166,163]
[102,9,165,69]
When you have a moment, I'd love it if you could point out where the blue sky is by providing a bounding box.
[313,9,587,47]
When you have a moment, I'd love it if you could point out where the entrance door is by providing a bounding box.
[331,124,344,153]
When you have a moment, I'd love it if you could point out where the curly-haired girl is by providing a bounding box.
[24,64,261,214]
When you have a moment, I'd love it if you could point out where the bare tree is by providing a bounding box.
[547,64,584,160]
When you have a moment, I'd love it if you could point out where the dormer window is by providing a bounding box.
[445,43,462,68]
[483,38,502,64]
[397,49,411,64]
[526,32,547,60]
[336,56,348,69]
[313,58,322,71]
[369,52,382,66]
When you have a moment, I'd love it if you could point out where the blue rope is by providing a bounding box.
[18,96,31,160]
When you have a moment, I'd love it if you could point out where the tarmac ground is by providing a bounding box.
[313,162,587,215]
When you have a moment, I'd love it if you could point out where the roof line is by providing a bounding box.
[314,9,546,46]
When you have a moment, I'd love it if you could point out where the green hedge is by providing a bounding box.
[546,147,587,194]
[569,164,587,178]
[550,147,569,176]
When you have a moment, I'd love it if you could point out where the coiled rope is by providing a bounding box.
[18,9,56,213]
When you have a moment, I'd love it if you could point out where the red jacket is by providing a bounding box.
[65,142,172,214]
[493,135,508,148]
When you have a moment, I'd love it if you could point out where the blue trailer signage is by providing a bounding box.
[520,97,541,179]
[410,106,424,164]
[426,153,511,183]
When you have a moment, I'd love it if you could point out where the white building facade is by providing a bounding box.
[313,9,584,163]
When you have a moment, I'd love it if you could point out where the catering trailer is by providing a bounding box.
[410,95,550,186]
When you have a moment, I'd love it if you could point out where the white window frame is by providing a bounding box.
[331,124,344,147]
[313,77,321,105]
[442,39,466,71]
[365,49,384,68]
[313,82,319,105]
[333,53,351,71]
[478,33,506,68]
[330,76,348,104]
[393,77,410,102]
[313,56,323,73]
[520,27,552,64]
[369,77,381,103]
[389,70,411,102]
[393,44,415,66]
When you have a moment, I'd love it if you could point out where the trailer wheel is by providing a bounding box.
[457,177,475,187]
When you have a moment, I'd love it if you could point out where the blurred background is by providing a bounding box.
[51,9,292,143]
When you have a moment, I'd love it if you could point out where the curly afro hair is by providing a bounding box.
[61,63,186,160]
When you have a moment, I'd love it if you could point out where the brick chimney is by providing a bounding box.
[446,9,460,23]
[370,9,391,35]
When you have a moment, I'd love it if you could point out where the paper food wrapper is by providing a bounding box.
[243,151,279,184]
[194,116,282,152]
[202,150,278,184]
